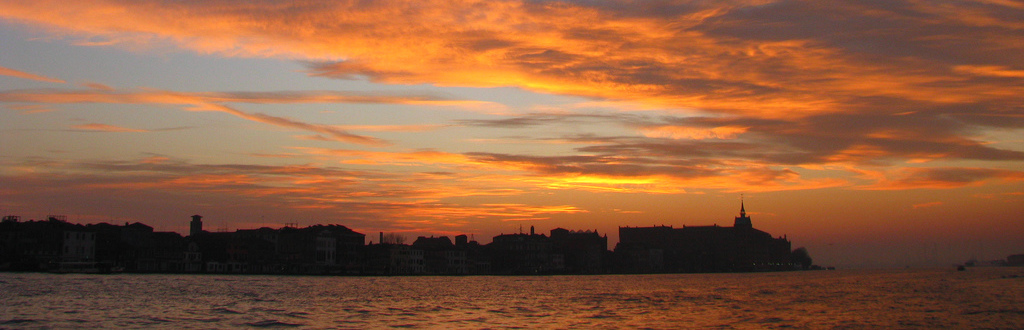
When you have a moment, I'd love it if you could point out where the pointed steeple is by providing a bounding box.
[734,195,752,228]
[740,195,746,217]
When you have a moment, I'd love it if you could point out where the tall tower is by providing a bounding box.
[734,197,752,228]
[190,215,203,236]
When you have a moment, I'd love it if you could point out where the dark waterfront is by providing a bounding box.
[3,268,1024,329]
[1,203,805,276]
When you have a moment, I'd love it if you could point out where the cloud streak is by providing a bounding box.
[70,123,147,132]
[0,65,65,83]
[866,167,1024,190]
[2,1,1022,159]
[0,156,585,234]
[0,88,488,146]
[0,1,1018,115]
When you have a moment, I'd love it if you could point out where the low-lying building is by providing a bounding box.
[616,201,792,272]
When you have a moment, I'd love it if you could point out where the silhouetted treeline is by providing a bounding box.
[2,215,809,275]
[791,247,813,270]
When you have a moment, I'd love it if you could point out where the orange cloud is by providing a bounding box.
[71,123,147,132]
[296,147,480,167]
[0,65,65,83]
[197,102,388,146]
[639,125,749,140]
[3,0,1021,120]
[863,167,1024,190]
[2,1,1024,229]
[6,104,53,114]
[2,1,1022,172]
[383,202,587,224]
[459,150,850,194]
[81,82,115,90]
[286,145,852,195]
[0,89,488,108]
[334,124,448,132]
[953,65,1024,78]
[0,88,489,146]
[0,155,601,235]
[912,201,943,209]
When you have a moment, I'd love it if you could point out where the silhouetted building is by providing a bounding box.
[489,226,564,274]
[1008,254,1024,266]
[455,234,490,274]
[195,222,365,275]
[734,200,752,228]
[183,241,203,272]
[0,217,66,271]
[550,228,607,274]
[61,230,96,262]
[365,240,425,275]
[0,216,123,272]
[189,215,203,237]
[412,236,468,275]
[2,203,801,275]
[615,202,792,273]
[103,221,188,272]
[84,222,122,266]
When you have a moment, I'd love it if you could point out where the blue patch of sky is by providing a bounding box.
[1,21,652,162]
[1,21,595,112]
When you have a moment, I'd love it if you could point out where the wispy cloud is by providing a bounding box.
[81,82,114,90]
[0,156,584,233]
[0,88,489,146]
[457,112,639,128]
[196,102,387,146]
[864,167,1024,190]
[0,65,65,83]
[334,124,448,132]
[70,123,147,132]
[6,104,53,114]
[1,2,1022,208]
[0,1,1018,116]
[2,1,1022,164]
[912,201,943,209]
[638,125,748,140]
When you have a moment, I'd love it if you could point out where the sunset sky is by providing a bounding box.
[2,0,1022,268]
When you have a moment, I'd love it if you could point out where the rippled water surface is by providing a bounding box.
[3,268,1024,329]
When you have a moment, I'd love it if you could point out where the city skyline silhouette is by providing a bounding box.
[2,1,1022,269]
[3,201,819,275]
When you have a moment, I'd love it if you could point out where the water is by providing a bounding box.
[2,268,1023,329]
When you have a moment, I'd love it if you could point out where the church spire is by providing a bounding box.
[734,195,752,228]
[740,194,746,217]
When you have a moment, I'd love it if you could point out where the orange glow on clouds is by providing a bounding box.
[2,0,1023,267]
[640,126,749,140]
[0,65,65,83]
[2,0,1019,119]
[0,88,493,145]
[71,123,147,133]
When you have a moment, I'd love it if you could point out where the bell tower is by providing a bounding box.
[190,214,203,236]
